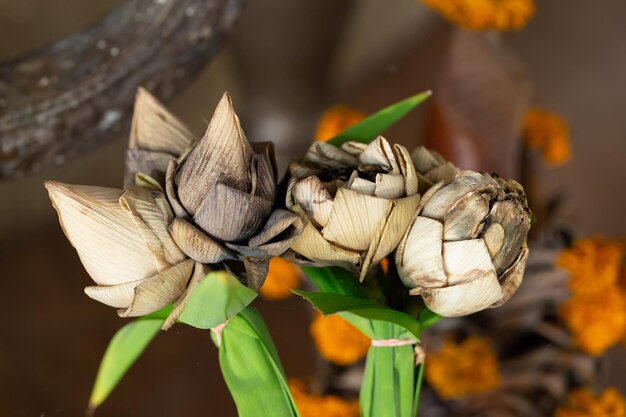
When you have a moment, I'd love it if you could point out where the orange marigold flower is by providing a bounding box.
[289,379,360,417]
[421,0,535,31]
[380,258,389,274]
[555,387,626,417]
[425,337,500,399]
[557,238,624,296]
[259,257,301,300]
[559,291,626,356]
[310,313,370,365]
[314,105,365,142]
[523,108,572,166]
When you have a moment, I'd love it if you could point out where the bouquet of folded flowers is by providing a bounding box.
[46,87,534,417]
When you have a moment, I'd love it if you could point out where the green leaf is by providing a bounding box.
[294,290,421,339]
[301,266,367,298]
[218,307,299,417]
[327,90,432,147]
[87,304,172,411]
[178,271,257,329]
[418,308,441,330]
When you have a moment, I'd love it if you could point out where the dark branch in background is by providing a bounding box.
[0,0,245,180]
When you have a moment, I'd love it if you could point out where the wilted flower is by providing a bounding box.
[137,91,303,290]
[397,170,531,316]
[45,182,192,317]
[286,137,422,279]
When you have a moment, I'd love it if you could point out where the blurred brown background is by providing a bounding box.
[1,0,625,416]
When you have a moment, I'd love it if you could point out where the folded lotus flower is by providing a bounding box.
[124,88,196,188]
[396,170,531,317]
[160,92,303,290]
[45,181,192,317]
[285,137,422,280]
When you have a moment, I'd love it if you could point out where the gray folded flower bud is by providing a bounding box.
[396,170,531,317]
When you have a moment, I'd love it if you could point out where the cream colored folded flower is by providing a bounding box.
[396,170,531,317]
[161,92,303,290]
[286,136,422,280]
[45,181,191,317]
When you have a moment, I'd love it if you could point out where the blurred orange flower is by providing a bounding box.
[559,291,626,356]
[310,313,370,365]
[523,108,571,166]
[421,0,535,31]
[259,257,301,300]
[314,105,365,142]
[555,387,626,417]
[289,379,359,417]
[557,238,624,296]
[426,337,500,399]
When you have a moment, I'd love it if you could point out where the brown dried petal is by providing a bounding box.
[169,217,236,263]
[176,93,254,214]
[193,182,273,243]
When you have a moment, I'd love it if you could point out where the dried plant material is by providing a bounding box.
[141,92,302,290]
[397,171,531,316]
[286,136,421,280]
[45,181,191,316]
[124,88,195,187]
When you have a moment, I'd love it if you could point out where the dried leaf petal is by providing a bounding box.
[322,188,394,251]
[412,269,503,317]
[129,87,195,154]
[305,141,358,168]
[193,182,272,242]
[291,176,334,228]
[491,243,529,307]
[425,161,459,185]
[84,281,143,308]
[362,194,421,280]
[243,257,269,290]
[442,239,494,285]
[442,191,489,241]
[165,160,189,218]
[119,259,195,317]
[488,200,531,274]
[341,141,367,156]
[250,148,276,202]
[484,223,505,258]
[374,174,405,199]
[120,187,186,270]
[124,149,173,188]
[397,216,447,288]
[45,182,156,286]
[289,205,360,270]
[347,172,376,196]
[394,144,418,196]
[162,262,210,330]
[169,217,236,263]
[176,92,253,214]
[227,209,303,258]
[358,136,400,174]
[421,171,498,220]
